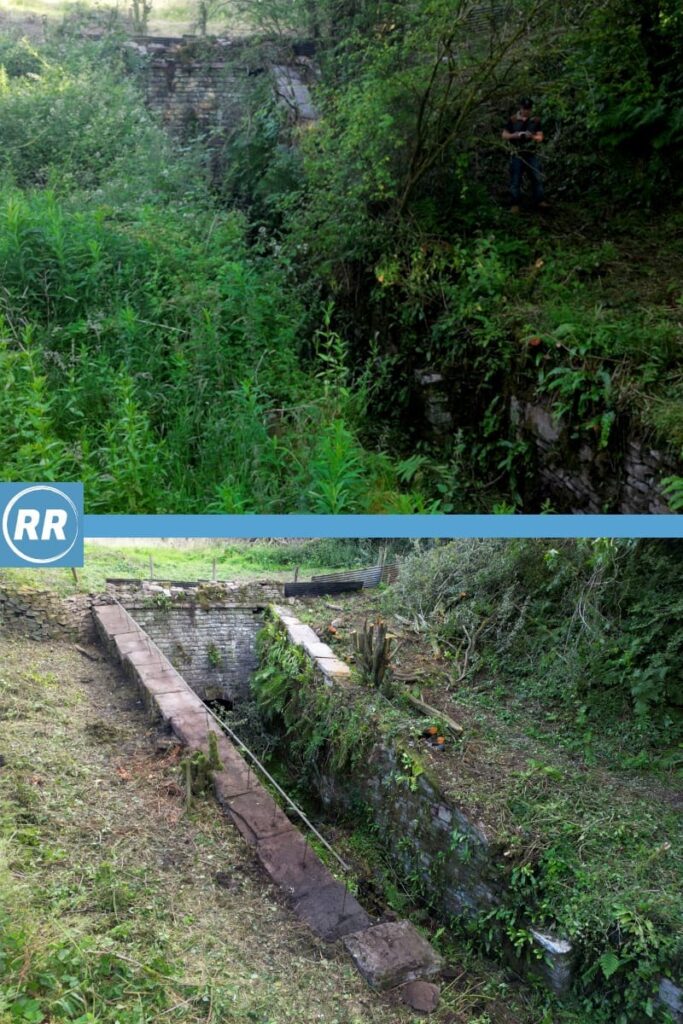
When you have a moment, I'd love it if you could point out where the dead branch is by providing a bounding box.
[404,692,464,735]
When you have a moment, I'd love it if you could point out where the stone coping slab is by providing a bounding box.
[93,604,138,636]
[227,789,294,845]
[255,829,335,900]
[294,883,372,942]
[343,921,443,990]
[271,605,352,685]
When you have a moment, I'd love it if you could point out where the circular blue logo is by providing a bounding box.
[1,485,80,565]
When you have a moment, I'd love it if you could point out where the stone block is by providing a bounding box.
[285,622,321,647]
[342,920,443,990]
[155,689,205,725]
[316,656,351,682]
[529,929,573,996]
[301,639,335,660]
[212,748,254,801]
[658,977,683,1022]
[256,829,335,899]
[226,789,294,845]
[93,604,137,637]
[131,663,189,699]
[434,804,452,827]
[114,631,148,658]
[525,404,562,444]
[293,882,372,941]
[401,980,440,1013]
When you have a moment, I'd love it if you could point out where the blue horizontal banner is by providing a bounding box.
[83,514,682,539]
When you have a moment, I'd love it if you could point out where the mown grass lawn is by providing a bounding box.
[0,539,350,596]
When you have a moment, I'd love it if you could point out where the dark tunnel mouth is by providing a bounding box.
[204,696,234,713]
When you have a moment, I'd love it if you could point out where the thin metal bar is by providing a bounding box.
[203,700,351,874]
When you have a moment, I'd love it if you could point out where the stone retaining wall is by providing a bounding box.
[0,579,281,647]
[510,397,676,514]
[414,371,679,513]
[269,605,571,993]
[125,36,317,141]
[0,586,96,641]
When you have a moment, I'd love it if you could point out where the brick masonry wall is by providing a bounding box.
[128,604,263,702]
[125,36,318,142]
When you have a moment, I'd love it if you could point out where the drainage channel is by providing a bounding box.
[93,600,445,1007]
[195,685,351,874]
[107,595,348,870]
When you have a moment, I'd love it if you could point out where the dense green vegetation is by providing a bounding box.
[253,539,683,1023]
[387,539,683,1021]
[1,2,682,509]
[0,30,427,512]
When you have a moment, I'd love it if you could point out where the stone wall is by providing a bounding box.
[268,606,572,995]
[0,585,96,641]
[414,369,679,512]
[128,604,263,702]
[125,36,317,142]
[510,397,676,514]
[0,578,281,652]
[267,605,683,1017]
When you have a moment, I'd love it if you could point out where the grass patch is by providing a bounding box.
[0,538,386,596]
[0,0,247,35]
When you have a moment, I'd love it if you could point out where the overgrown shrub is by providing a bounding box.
[0,39,443,513]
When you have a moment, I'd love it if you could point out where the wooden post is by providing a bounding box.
[184,759,193,810]
[149,555,153,580]
[71,567,79,585]
[212,558,217,581]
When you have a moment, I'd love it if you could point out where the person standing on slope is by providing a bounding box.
[502,97,548,212]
